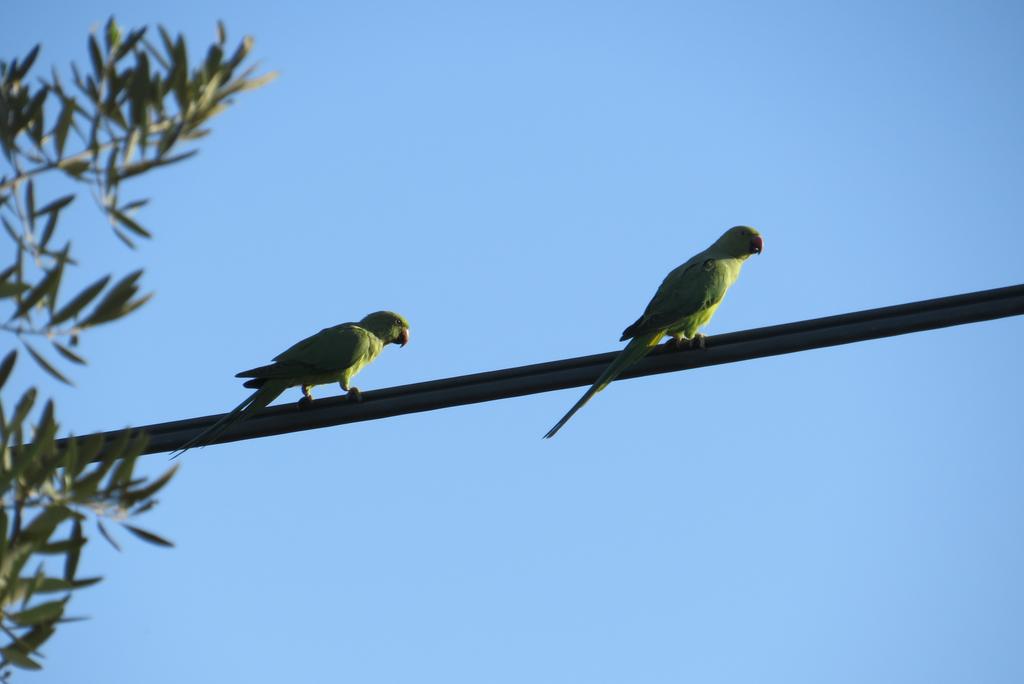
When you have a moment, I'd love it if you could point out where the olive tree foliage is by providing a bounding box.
[0,18,273,674]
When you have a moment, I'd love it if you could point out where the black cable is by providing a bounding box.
[55,283,1024,455]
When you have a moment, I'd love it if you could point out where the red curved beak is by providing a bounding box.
[397,327,410,347]
[750,235,764,255]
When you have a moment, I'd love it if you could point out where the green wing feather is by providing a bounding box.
[237,324,372,382]
[620,257,732,340]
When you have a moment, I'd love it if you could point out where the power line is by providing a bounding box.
[59,283,1024,455]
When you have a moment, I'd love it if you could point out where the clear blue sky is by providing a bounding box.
[4,1,1023,682]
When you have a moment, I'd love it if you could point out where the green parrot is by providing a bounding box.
[174,310,410,455]
[544,226,763,438]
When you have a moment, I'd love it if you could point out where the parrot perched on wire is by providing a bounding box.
[544,226,763,438]
[173,310,410,455]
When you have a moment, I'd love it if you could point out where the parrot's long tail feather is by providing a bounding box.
[171,383,285,457]
[544,331,663,438]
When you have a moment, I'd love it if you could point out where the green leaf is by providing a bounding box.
[204,44,224,78]
[227,35,254,70]
[124,463,178,505]
[53,96,76,157]
[170,49,189,111]
[52,341,86,365]
[105,17,121,52]
[70,576,102,589]
[0,281,31,298]
[9,386,37,431]
[96,519,121,552]
[120,430,149,461]
[35,195,75,251]
[48,244,71,313]
[49,63,65,94]
[0,509,7,561]
[118,149,197,180]
[88,34,103,81]
[25,180,36,230]
[115,290,154,320]
[12,252,66,318]
[128,54,152,132]
[14,576,74,597]
[49,274,110,326]
[122,524,174,548]
[38,537,86,555]
[182,126,211,142]
[130,499,159,516]
[2,214,20,242]
[25,86,49,145]
[9,599,66,626]
[158,26,176,62]
[0,350,16,390]
[0,543,34,603]
[75,432,105,467]
[86,76,99,105]
[13,565,47,605]
[110,208,151,239]
[70,60,86,94]
[109,452,136,489]
[61,433,79,482]
[33,193,75,218]
[112,228,137,249]
[1,646,43,670]
[13,623,56,655]
[24,341,73,385]
[173,35,189,80]
[104,143,119,195]
[92,429,130,466]
[64,518,83,581]
[16,243,67,315]
[39,208,60,250]
[21,505,73,543]
[57,158,90,176]
[12,44,41,81]
[157,121,183,156]
[12,272,55,318]
[13,399,58,490]
[119,198,149,211]
[80,269,144,326]
[114,27,147,62]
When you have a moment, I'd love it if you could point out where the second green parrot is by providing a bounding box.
[174,310,410,455]
[544,226,763,438]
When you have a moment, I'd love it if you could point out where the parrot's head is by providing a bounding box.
[360,311,411,347]
[715,225,763,259]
